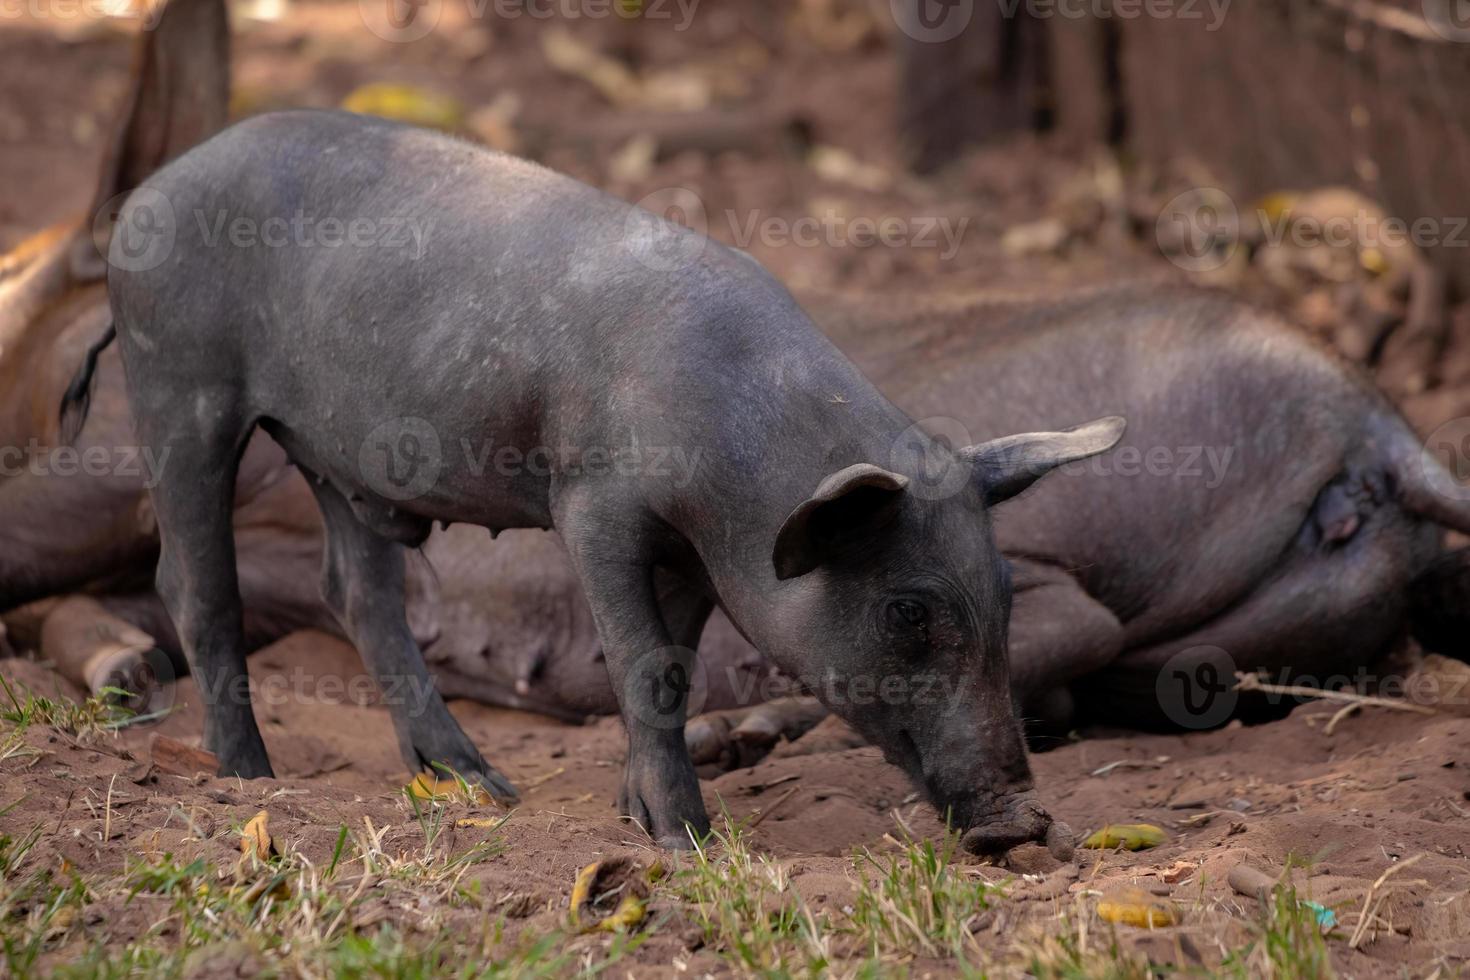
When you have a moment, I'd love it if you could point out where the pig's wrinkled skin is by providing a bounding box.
[815,285,1470,730]
[83,108,1119,849]
[416,284,1470,740]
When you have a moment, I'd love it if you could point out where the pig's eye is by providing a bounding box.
[887,598,928,630]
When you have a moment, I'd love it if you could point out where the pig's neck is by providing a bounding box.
[676,348,913,660]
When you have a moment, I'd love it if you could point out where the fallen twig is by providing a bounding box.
[1091,759,1162,777]
[1349,853,1427,949]
[1235,674,1435,716]
[747,786,799,829]
[1325,702,1362,735]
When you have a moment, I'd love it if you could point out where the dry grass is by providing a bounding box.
[0,679,1372,978]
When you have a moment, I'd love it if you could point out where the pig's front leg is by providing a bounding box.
[310,480,519,805]
[559,506,712,848]
[1006,560,1123,732]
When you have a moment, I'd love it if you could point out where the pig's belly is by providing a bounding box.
[260,416,557,539]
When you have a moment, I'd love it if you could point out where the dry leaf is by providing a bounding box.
[1159,860,1198,883]
[569,857,650,933]
[341,84,464,131]
[240,810,275,863]
[1082,824,1168,851]
[1097,887,1180,928]
[407,773,493,806]
[454,816,502,830]
[594,896,646,933]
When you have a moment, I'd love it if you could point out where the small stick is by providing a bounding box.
[1349,853,1427,949]
[1324,702,1362,735]
[1235,674,1435,715]
[747,786,799,829]
[521,766,565,791]
[102,773,116,844]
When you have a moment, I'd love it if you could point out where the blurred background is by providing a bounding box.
[3,0,1468,428]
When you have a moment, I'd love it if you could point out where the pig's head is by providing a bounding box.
[769,416,1125,855]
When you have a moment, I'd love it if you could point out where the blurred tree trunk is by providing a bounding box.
[893,0,1050,172]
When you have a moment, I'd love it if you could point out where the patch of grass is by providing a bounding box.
[1218,876,1336,980]
[1,799,640,978]
[0,829,87,979]
[1022,912,1153,980]
[846,826,1002,963]
[671,815,831,977]
[0,674,135,741]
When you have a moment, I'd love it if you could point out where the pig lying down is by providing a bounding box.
[806,284,1470,732]
[68,110,1121,853]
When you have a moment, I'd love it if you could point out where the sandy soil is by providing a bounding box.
[3,1,1470,975]
[4,638,1469,975]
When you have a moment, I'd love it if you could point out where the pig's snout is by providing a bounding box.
[959,793,1074,861]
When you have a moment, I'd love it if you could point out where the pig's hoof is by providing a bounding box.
[1045,821,1076,862]
[619,779,708,849]
[468,767,521,807]
[961,822,1038,857]
[620,798,708,850]
[85,644,169,714]
[214,749,276,781]
[960,797,1055,857]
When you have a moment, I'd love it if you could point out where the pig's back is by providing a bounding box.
[810,283,1391,636]
[115,111,879,526]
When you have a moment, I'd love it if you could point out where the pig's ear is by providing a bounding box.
[73,0,230,278]
[773,463,909,580]
[963,416,1126,507]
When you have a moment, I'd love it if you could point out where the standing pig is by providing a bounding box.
[70,110,1122,851]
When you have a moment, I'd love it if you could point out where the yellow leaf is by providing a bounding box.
[240,810,275,862]
[340,83,464,131]
[1082,824,1167,851]
[408,773,492,806]
[1097,887,1179,928]
[1253,192,1298,224]
[1359,246,1388,276]
[454,817,502,829]
[595,896,646,933]
[569,857,649,933]
[568,860,600,928]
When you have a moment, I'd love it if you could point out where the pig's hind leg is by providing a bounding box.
[1006,562,1124,738]
[307,477,519,804]
[136,414,273,779]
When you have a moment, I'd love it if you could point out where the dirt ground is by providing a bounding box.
[3,1,1470,976]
